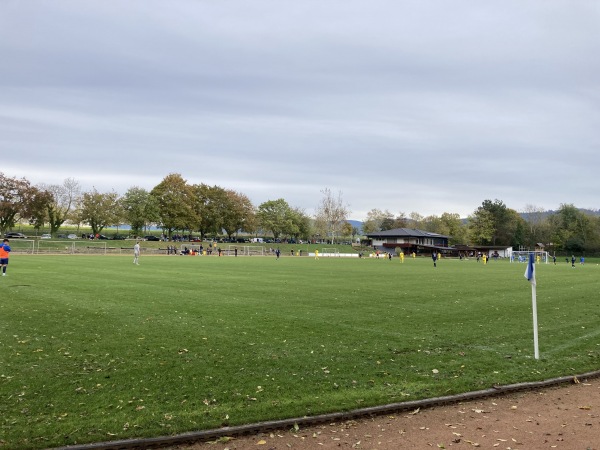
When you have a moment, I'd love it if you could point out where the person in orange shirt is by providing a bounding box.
[0,239,11,276]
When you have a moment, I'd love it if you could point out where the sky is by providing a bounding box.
[1,1,599,220]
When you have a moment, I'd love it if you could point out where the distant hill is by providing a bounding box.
[520,208,600,221]
[347,220,363,234]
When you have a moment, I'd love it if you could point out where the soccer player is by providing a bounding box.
[315,249,319,260]
[399,251,404,263]
[133,241,140,265]
[0,239,11,276]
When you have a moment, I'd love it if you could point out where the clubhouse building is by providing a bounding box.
[364,228,450,254]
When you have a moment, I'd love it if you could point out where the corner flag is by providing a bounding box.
[523,252,539,359]
[524,253,536,286]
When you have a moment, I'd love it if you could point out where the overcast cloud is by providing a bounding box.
[1,0,599,220]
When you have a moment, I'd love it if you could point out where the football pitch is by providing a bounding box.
[1,254,599,448]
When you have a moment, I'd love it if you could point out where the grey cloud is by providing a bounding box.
[1,0,599,219]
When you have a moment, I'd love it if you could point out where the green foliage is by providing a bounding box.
[121,187,159,236]
[78,189,121,235]
[466,199,526,247]
[150,174,196,236]
[257,199,295,239]
[0,173,49,234]
[2,255,600,448]
[192,183,226,238]
[550,203,596,253]
[221,190,256,238]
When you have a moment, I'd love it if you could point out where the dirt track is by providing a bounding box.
[183,376,600,449]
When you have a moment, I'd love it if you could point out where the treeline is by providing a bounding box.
[0,173,349,244]
[362,201,600,254]
[1,172,598,253]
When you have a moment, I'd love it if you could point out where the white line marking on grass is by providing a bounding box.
[543,327,600,355]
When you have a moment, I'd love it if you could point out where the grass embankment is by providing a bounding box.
[1,255,599,449]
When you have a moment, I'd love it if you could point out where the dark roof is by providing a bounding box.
[365,228,449,239]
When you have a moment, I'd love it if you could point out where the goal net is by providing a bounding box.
[510,250,549,264]
[241,245,264,256]
[74,241,107,254]
[37,240,74,254]
[7,239,35,254]
[321,248,340,257]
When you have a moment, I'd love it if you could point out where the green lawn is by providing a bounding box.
[1,254,599,449]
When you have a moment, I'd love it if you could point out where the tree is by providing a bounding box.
[361,209,404,233]
[440,212,468,245]
[407,212,424,229]
[468,209,495,245]
[78,189,121,235]
[421,215,443,233]
[352,226,360,242]
[288,208,311,241]
[361,209,381,234]
[121,187,160,236]
[314,188,350,244]
[341,222,353,241]
[257,199,294,240]
[470,199,523,246]
[221,190,256,239]
[549,204,594,253]
[411,212,468,245]
[191,184,227,239]
[0,173,49,234]
[28,189,53,232]
[150,174,195,238]
[40,178,81,236]
[294,208,312,239]
[522,204,545,242]
[380,215,397,231]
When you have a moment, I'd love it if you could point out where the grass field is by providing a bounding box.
[1,254,599,449]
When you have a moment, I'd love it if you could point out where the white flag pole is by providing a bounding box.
[524,253,539,359]
[531,282,539,360]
